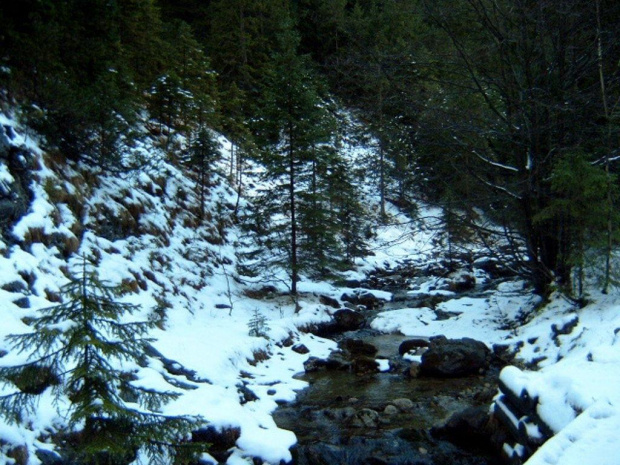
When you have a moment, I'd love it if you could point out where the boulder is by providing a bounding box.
[340,290,385,310]
[420,337,490,377]
[292,344,310,354]
[192,426,241,464]
[319,294,340,309]
[298,309,366,337]
[0,145,34,238]
[339,338,378,357]
[446,271,476,292]
[348,408,380,428]
[323,407,356,421]
[351,357,379,375]
[398,338,429,356]
[333,309,366,332]
[431,406,493,451]
[392,398,415,412]
[303,355,349,373]
[384,404,399,415]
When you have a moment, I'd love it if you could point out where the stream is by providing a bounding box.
[274,267,508,465]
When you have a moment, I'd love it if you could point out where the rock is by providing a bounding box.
[492,343,513,359]
[292,344,310,354]
[339,338,378,357]
[351,357,379,375]
[551,316,579,338]
[340,290,385,310]
[319,294,340,308]
[392,398,415,412]
[323,406,356,421]
[192,426,241,464]
[384,404,399,415]
[349,408,380,428]
[304,309,367,336]
[420,337,490,377]
[237,384,258,404]
[304,356,325,373]
[244,285,278,299]
[303,355,348,372]
[333,309,366,331]
[408,363,421,378]
[447,271,476,292]
[431,406,493,451]
[473,256,516,279]
[398,338,429,356]
[0,145,34,239]
[434,309,461,320]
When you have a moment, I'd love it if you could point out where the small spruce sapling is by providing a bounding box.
[248,309,270,339]
[0,257,206,464]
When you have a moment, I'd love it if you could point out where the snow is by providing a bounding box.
[377,359,390,372]
[526,401,620,465]
[1,109,620,465]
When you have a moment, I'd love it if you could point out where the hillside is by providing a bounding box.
[0,106,619,465]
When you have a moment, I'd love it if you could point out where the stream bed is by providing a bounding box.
[274,268,511,465]
[274,333,504,465]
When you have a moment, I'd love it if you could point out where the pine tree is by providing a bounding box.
[184,128,222,219]
[0,258,205,464]
[161,20,218,130]
[324,154,369,265]
[535,152,613,299]
[251,27,339,293]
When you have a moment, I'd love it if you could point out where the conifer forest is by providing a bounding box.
[0,1,620,465]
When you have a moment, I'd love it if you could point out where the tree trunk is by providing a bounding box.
[288,119,298,296]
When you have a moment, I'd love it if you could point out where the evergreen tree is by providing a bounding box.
[536,152,614,298]
[0,259,205,464]
[207,0,289,109]
[323,153,369,265]
[296,144,343,273]
[184,128,222,219]
[161,20,218,130]
[416,0,620,292]
[251,28,339,293]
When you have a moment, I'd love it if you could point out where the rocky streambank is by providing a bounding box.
[275,333,509,465]
[275,261,522,465]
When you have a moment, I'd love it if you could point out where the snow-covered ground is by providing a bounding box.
[0,110,619,465]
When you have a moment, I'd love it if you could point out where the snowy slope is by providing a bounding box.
[1,107,620,465]
[0,111,340,464]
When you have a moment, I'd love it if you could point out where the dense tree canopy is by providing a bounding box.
[1,0,619,295]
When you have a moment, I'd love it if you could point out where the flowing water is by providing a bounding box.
[274,272,506,465]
